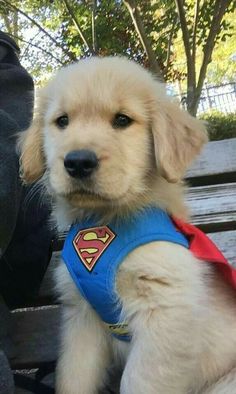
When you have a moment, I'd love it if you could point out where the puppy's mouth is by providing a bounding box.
[62,187,102,199]
[69,189,97,197]
[57,182,109,203]
[59,184,129,206]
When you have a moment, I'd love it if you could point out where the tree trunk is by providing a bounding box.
[13,10,18,45]
[187,89,201,116]
[124,0,164,81]
[175,0,197,115]
[194,0,233,115]
[2,13,12,35]
[63,0,94,54]
[91,0,98,54]
[176,0,233,116]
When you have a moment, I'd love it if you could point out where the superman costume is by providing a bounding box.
[62,207,236,341]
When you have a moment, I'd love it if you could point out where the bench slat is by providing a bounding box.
[209,231,236,267]
[10,230,236,369]
[187,138,236,182]
[186,182,236,231]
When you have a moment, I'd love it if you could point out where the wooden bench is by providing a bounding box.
[1,137,236,393]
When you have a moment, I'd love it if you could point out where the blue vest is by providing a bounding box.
[62,207,189,341]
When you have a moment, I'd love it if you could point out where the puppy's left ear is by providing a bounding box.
[151,99,208,182]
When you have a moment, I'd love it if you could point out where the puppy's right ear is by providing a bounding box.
[18,87,48,184]
[19,115,45,184]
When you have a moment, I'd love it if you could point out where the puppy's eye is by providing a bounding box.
[112,113,133,129]
[55,114,69,129]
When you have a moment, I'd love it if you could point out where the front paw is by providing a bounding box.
[56,369,97,394]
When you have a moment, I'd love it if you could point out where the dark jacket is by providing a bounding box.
[0,32,53,307]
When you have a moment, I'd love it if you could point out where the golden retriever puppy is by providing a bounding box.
[19,57,236,394]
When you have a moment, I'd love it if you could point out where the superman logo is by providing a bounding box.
[73,226,116,272]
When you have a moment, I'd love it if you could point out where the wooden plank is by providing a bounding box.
[186,182,236,232]
[10,231,236,370]
[187,137,236,181]
[209,231,236,267]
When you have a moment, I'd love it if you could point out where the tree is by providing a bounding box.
[0,0,235,114]
[0,0,74,81]
[175,0,235,115]
[123,0,164,80]
[0,0,180,81]
[206,11,236,84]
[119,0,236,114]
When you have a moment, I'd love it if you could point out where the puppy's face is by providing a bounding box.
[42,61,154,209]
[19,57,207,212]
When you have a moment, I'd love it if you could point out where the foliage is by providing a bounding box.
[173,5,236,88]
[207,12,236,84]
[174,0,236,115]
[200,110,236,141]
[0,0,69,81]
[0,0,235,114]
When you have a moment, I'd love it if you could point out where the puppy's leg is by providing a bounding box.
[200,368,236,394]
[118,244,206,394]
[56,302,111,394]
[120,311,198,394]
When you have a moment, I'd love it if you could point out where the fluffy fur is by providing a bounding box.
[19,57,236,394]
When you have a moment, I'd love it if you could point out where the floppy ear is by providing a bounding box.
[19,115,45,184]
[151,99,208,182]
[18,87,47,184]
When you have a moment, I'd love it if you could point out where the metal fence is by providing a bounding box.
[180,82,236,114]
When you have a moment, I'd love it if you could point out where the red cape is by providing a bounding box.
[172,218,236,289]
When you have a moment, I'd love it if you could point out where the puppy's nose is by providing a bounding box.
[64,150,99,179]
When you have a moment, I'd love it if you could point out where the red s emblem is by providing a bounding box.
[73,226,116,272]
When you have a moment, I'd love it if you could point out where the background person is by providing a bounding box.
[0,31,53,307]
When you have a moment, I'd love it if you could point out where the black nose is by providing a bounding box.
[64,150,99,179]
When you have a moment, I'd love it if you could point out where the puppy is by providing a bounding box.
[19,57,236,394]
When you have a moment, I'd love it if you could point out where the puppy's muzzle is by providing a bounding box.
[64,150,99,179]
